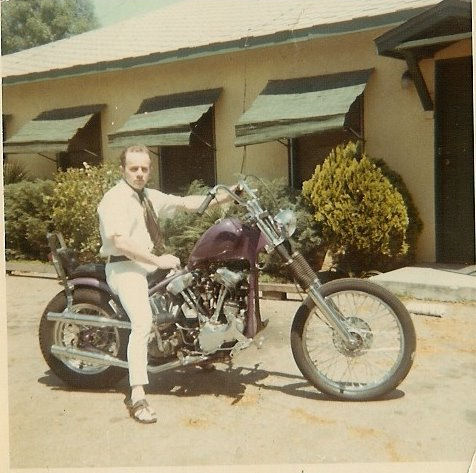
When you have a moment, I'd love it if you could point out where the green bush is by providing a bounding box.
[3,161,30,184]
[49,162,121,261]
[4,179,54,260]
[302,141,420,274]
[371,158,423,266]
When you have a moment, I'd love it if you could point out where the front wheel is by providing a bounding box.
[291,278,416,401]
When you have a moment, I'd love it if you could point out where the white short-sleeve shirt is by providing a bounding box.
[97,179,186,258]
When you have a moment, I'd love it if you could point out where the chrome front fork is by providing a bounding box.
[281,248,357,348]
[307,282,358,347]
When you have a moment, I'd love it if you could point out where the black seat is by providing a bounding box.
[57,242,169,287]
[69,262,169,287]
[70,263,107,281]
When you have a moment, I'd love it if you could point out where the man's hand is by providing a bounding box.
[214,185,239,205]
[155,254,181,269]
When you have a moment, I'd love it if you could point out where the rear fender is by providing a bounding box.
[68,277,127,319]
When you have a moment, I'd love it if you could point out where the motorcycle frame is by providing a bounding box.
[48,234,264,341]
[48,177,356,351]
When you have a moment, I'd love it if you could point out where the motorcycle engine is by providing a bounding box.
[148,264,250,359]
[193,264,249,354]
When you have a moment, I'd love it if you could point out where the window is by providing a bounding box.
[159,106,216,194]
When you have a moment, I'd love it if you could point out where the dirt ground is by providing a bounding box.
[3,274,476,472]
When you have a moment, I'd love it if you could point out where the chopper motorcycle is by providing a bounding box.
[39,178,416,401]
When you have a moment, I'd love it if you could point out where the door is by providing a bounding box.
[435,56,475,264]
[159,108,216,194]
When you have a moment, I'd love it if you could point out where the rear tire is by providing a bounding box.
[291,278,416,401]
[39,287,128,389]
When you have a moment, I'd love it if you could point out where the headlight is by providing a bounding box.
[274,209,297,239]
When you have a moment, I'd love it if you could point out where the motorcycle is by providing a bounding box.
[39,178,416,401]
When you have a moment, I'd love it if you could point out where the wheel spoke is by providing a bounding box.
[302,286,406,394]
[54,302,121,375]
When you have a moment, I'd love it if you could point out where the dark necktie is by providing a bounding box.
[137,190,164,254]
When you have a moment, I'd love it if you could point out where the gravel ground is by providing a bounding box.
[3,274,476,473]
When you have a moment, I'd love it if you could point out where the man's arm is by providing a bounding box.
[112,235,180,269]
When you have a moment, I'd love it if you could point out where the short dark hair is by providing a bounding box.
[119,145,150,167]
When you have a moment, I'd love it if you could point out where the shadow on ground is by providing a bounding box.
[38,362,405,403]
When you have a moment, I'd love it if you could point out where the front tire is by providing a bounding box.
[291,278,416,401]
[39,287,128,389]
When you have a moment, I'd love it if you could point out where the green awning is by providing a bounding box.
[108,88,222,148]
[235,69,373,146]
[3,105,104,154]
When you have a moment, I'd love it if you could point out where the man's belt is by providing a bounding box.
[108,255,130,263]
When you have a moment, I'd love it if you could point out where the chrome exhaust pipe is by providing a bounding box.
[47,311,131,330]
[51,345,210,374]
[51,344,129,369]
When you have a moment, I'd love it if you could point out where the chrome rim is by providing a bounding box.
[53,303,120,375]
[303,290,405,393]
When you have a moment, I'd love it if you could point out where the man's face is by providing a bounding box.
[121,150,151,190]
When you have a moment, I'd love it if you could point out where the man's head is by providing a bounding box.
[120,145,151,191]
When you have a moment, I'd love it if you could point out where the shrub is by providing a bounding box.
[3,161,30,184]
[302,141,419,274]
[161,179,235,264]
[371,158,423,266]
[4,179,54,260]
[49,162,121,261]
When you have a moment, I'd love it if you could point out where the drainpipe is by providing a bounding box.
[287,138,297,189]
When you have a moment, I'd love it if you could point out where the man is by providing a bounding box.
[97,145,232,424]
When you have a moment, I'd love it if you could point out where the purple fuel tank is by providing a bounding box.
[187,218,267,269]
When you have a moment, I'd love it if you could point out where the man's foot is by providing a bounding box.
[197,360,216,371]
[124,397,157,424]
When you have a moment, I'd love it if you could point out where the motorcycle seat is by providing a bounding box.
[69,262,169,288]
[70,263,106,281]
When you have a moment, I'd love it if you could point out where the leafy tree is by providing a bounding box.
[2,0,98,55]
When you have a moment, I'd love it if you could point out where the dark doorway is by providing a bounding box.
[292,95,363,188]
[58,113,102,171]
[159,108,216,194]
[435,56,475,263]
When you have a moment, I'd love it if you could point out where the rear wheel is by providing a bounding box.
[39,287,128,389]
[291,278,416,400]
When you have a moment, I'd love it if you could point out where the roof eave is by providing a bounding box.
[3,6,434,86]
[375,0,472,57]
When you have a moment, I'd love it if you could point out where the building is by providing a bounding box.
[2,0,474,263]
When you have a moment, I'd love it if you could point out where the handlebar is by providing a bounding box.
[196,180,256,215]
[197,192,216,215]
[196,178,285,250]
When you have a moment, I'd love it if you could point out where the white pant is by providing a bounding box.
[106,261,152,387]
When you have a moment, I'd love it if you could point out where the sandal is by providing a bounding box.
[197,360,216,371]
[124,398,157,424]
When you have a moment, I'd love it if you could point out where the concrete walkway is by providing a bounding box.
[370,264,476,302]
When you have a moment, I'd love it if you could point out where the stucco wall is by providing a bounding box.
[2,31,472,262]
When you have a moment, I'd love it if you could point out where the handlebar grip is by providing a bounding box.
[197,192,215,215]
